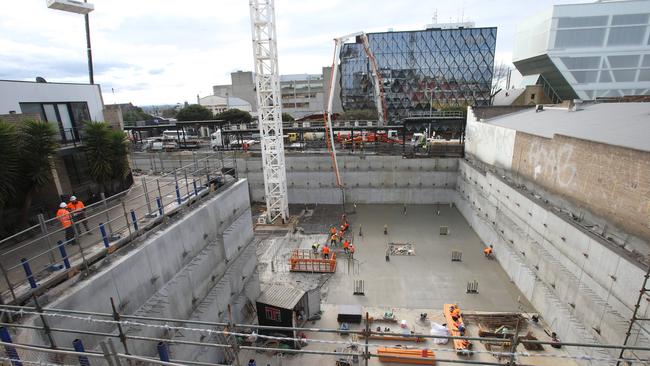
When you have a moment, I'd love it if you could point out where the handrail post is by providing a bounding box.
[100,193,113,236]
[110,297,130,355]
[37,214,56,264]
[141,177,152,215]
[0,262,16,303]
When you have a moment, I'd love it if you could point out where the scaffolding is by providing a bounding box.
[0,304,649,366]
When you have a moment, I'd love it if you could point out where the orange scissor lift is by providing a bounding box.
[289,249,337,273]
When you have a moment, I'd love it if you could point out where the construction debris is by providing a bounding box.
[388,242,414,256]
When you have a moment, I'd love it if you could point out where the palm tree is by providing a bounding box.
[18,120,59,227]
[0,120,19,207]
[108,129,130,181]
[83,122,113,193]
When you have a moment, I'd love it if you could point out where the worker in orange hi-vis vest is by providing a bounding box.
[56,202,75,245]
[343,239,350,254]
[67,195,90,233]
[322,245,330,259]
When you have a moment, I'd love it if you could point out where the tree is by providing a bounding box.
[161,108,177,119]
[282,112,294,122]
[83,122,114,192]
[214,109,253,123]
[108,130,130,181]
[123,106,154,125]
[0,120,19,208]
[17,120,59,227]
[176,104,213,121]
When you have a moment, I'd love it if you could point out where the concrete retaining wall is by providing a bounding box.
[18,180,258,361]
[238,155,458,204]
[455,160,650,355]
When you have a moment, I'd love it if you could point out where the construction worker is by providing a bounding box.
[341,221,349,232]
[450,306,461,321]
[322,245,330,259]
[56,202,75,245]
[343,239,350,254]
[350,244,355,259]
[330,233,338,246]
[484,244,494,258]
[67,195,90,233]
[311,243,320,255]
[329,226,337,236]
[454,319,466,336]
[338,229,344,243]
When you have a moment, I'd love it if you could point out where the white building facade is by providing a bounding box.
[513,0,650,101]
[0,80,105,143]
[198,95,252,115]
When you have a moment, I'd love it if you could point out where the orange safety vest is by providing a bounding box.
[67,200,85,212]
[56,208,72,228]
[343,240,349,249]
[331,234,338,241]
[484,247,492,254]
[323,246,330,254]
[338,230,344,238]
[330,227,337,235]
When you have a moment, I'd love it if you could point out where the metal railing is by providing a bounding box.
[0,303,648,366]
[0,152,237,305]
[406,110,465,118]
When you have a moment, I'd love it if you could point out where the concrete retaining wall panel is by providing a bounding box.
[223,209,254,261]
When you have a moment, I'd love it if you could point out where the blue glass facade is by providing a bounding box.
[340,27,497,120]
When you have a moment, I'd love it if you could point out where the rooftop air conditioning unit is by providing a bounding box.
[47,0,94,14]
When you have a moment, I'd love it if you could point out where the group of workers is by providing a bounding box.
[312,214,355,259]
[448,304,470,348]
[55,196,89,245]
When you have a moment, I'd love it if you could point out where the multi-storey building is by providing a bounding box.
[339,23,497,121]
[513,0,650,101]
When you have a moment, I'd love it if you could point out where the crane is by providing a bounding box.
[249,0,289,223]
[324,31,388,190]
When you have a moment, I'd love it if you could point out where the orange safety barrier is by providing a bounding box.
[377,347,435,365]
[444,303,471,353]
[289,249,337,273]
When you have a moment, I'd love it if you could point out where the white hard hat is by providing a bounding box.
[59,202,67,208]
[70,195,77,201]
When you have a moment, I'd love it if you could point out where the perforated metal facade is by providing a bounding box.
[514,0,650,100]
[340,27,497,120]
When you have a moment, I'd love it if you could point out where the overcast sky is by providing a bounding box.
[0,0,587,106]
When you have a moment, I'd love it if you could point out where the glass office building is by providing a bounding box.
[340,25,497,120]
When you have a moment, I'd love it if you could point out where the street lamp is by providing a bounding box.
[47,0,95,84]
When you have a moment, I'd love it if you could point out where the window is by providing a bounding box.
[557,16,608,28]
[608,55,641,68]
[611,14,649,26]
[555,29,606,48]
[638,69,650,81]
[570,70,599,83]
[607,26,647,46]
[561,56,601,70]
[19,102,88,143]
[530,93,536,100]
[612,69,637,82]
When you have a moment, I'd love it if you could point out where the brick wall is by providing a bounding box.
[0,112,42,124]
[511,132,650,241]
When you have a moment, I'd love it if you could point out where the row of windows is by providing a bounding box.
[557,14,649,29]
[555,25,650,48]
